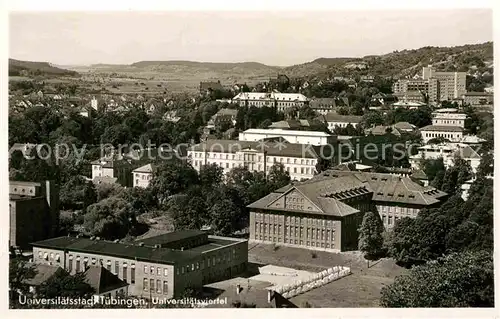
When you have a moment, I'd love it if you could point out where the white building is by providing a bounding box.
[318,113,362,130]
[409,143,481,174]
[132,164,153,188]
[431,110,467,128]
[188,140,328,181]
[232,92,308,112]
[238,128,336,146]
[420,110,467,143]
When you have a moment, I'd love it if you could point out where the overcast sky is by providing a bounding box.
[9,9,492,66]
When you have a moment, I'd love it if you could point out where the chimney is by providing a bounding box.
[236,284,241,294]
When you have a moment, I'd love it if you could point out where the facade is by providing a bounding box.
[461,92,494,106]
[188,139,328,181]
[133,164,153,188]
[9,180,59,249]
[248,170,447,252]
[238,128,336,146]
[431,110,467,128]
[393,66,466,103]
[422,66,467,102]
[91,157,134,187]
[232,92,308,111]
[318,113,362,130]
[31,230,248,299]
[419,110,467,143]
[409,143,482,174]
[420,125,464,143]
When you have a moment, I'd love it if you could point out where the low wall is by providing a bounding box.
[272,266,351,299]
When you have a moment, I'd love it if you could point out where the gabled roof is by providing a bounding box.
[84,266,128,294]
[411,169,428,180]
[23,264,66,286]
[133,163,153,173]
[393,122,416,130]
[457,145,481,159]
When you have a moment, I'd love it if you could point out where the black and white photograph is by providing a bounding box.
[4,0,497,315]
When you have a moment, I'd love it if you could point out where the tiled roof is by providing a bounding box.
[23,264,65,286]
[457,145,481,159]
[322,113,362,123]
[393,122,416,130]
[411,169,428,180]
[84,266,128,294]
[214,108,238,117]
[420,125,464,132]
[133,163,153,173]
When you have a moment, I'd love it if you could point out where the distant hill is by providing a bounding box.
[9,59,79,77]
[283,42,494,79]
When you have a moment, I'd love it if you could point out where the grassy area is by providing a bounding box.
[248,243,407,308]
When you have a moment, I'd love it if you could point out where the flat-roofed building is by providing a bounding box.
[431,110,467,128]
[31,230,248,299]
[420,125,465,143]
[188,139,330,181]
[10,180,59,249]
[238,128,336,146]
[247,170,447,252]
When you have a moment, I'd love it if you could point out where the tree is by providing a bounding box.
[267,163,291,190]
[83,196,135,239]
[380,251,493,307]
[37,271,94,304]
[150,159,200,204]
[361,111,384,128]
[358,212,384,259]
[199,163,224,188]
[60,176,97,210]
[168,193,207,230]
[9,259,36,307]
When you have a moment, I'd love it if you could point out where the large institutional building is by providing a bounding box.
[420,109,467,143]
[393,66,466,103]
[188,139,332,181]
[232,92,308,111]
[247,170,447,252]
[31,230,248,299]
[238,128,336,146]
[10,180,59,249]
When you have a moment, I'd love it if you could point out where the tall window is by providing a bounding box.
[123,265,128,282]
[157,267,161,276]
[157,279,161,293]
[150,267,154,274]
[131,265,136,284]
[115,261,119,274]
[143,278,148,291]
[107,261,111,272]
[144,265,148,274]
[150,279,155,292]
[68,259,73,273]
[163,281,168,295]
[164,268,168,276]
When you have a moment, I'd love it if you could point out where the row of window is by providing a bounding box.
[257,236,334,248]
[143,265,169,277]
[192,161,315,176]
[377,205,419,215]
[143,278,169,294]
[192,152,315,166]
[254,213,333,227]
[423,133,461,139]
[175,249,238,275]
[382,214,402,225]
[255,224,334,240]
[134,173,152,180]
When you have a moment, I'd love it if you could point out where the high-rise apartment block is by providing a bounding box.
[393,66,466,103]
